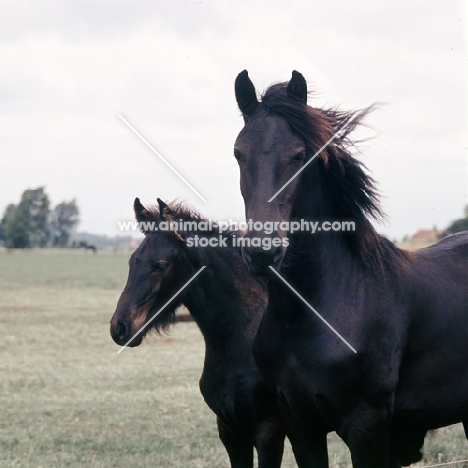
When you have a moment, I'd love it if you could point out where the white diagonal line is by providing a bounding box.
[118,114,207,202]
[268,115,357,202]
[117,266,206,354]
[418,460,468,468]
[268,266,357,353]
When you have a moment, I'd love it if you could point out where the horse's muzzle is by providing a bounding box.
[242,244,284,276]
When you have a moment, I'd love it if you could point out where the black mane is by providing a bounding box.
[261,83,410,272]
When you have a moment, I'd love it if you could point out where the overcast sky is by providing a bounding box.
[1,0,466,241]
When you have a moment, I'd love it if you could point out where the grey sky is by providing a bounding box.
[1,0,466,240]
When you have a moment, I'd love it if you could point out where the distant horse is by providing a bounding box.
[110,198,285,468]
[78,241,97,253]
[233,70,468,467]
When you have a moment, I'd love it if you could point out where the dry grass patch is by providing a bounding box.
[0,249,465,467]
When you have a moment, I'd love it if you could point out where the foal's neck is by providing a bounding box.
[183,245,265,351]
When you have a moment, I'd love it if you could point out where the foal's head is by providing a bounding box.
[110,198,192,347]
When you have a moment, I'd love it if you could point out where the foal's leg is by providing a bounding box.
[254,418,285,468]
[217,416,254,468]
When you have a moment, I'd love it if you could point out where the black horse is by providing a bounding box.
[233,70,468,467]
[78,240,97,253]
[110,198,285,468]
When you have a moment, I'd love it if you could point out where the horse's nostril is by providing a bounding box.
[117,321,128,341]
[111,320,129,345]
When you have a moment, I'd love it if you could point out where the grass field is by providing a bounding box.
[0,248,466,467]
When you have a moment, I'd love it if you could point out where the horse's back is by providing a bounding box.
[395,230,468,428]
[415,230,468,255]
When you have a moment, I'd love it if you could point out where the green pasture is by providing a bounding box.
[0,248,466,467]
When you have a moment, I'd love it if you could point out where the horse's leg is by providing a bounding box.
[276,401,328,468]
[217,416,254,468]
[274,392,329,468]
[289,432,329,468]
[463,420,468,439]
[392,427,425,466]
[341,406,400,468]
[254,418,285,468]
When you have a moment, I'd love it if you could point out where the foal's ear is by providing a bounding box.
[235,70,259,120]
[287,70,307,104]
[134,197,152,223]
[157,198,174,221]
[157,198,185,242]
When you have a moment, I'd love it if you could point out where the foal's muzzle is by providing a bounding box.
[110,319,143,347]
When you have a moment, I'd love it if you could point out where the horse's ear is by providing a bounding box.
[287,70,307,104]
[157,198,185,242]
[157,198,174,221]
[235,70,259,120]
[134,197,151,223]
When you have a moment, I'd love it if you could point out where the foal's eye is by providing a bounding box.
[153,262,168,273]
[233,149,243,162]
[292,151,307,163]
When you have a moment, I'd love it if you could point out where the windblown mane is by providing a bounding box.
[261,83,410,272]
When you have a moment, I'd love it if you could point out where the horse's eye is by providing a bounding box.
[292,150,307,163]
[153,262,168,272]
[234,149,243,162]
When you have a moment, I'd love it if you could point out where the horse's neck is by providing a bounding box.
[286,178,364,300]
[287,231,355,287]
[284,214,403,316]
[183,247,261,350]
[289,174,375,281]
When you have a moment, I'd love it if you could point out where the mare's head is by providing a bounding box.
[110,198,194,347]
[234,70,381,275]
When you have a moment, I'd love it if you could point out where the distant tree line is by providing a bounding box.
[440,205,468,238]
[0,187,79,248]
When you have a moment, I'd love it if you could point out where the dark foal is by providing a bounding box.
[110,198,285,468]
